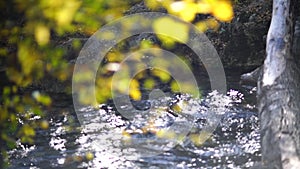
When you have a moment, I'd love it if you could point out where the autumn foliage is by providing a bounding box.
[0,0,233,166]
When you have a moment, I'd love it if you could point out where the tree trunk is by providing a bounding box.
[257,0,300,168]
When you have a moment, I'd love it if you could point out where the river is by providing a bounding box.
[8,72,260,169]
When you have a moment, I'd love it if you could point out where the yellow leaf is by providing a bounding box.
[114,78,130,94]
[106,52,124,62]
[79,87,97,105]
[40,120,49,130]
[55,0,81,26]
[32,91,52,106]
[153,17,189,44]
[169,1,185,12]
[0,48,7,56]
[151,69,171,83]
[101,30,116,40]
[135,71,146,80]
[35,24,50,45]
[56,9,72,26]
[3,87,10,96]
[157,35,176,48]
[195,18,219,32]
[23,124,35,137]
[171,80,180,92]
[129,89,141,100]
[129,79,141,100]
[129,79,140,89]
[189,131,212,146]
[197,1,212,14]
[207,18,219,30]
[195,21,208,32]
[169,1,198,22]
[6,68,23,85]
[85,152,94,161]
[18,44,38,76]
[122,130,131,138]
[156,129,176,139]
[140,39,155,49]
[145,0,160,9]
[144,78,155,90]
[171,103,182,113]
[212,1,233,22]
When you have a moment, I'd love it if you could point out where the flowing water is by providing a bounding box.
[8,74,260,169]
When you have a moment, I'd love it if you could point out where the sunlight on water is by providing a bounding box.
[8,88,260,168]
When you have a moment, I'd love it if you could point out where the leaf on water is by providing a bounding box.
[189,131,212,146]
[156,129,186,141]
[85,152,94,161]
[156,129,176,139]
[40,120,49,129]
[122,130,132,139]
[170,103,182,113]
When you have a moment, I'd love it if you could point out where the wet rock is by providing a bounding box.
[132,100,151,111]
[205,0,272,68]
[240,66,261,86]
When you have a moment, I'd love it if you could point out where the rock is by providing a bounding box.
[205,0,272,68]
[240,66,261,86]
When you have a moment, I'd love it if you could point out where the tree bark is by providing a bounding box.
[257,0,300,168]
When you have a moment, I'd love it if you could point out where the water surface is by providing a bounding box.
[8,74,260,169]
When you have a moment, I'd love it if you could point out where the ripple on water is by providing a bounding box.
[8,90,260,168]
